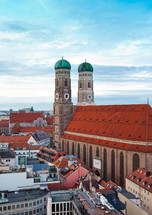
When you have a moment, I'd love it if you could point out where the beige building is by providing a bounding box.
[118,191,149,215]
[125,168,152,214]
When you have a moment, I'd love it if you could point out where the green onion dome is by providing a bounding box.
[55,58,71,70]
[78,61,93,72]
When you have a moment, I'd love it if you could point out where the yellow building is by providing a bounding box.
[125,168,152,214]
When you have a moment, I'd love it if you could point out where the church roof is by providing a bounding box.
[63,104,152,148]
[54,58,71,70]
[78,61,93,72]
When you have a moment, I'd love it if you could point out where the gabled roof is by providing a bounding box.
[10,112,45,123]
[0,120,9,127]
[0,135,40,150]
[11,124,53,134]
[64,104,152,142]
[126,168,152,193]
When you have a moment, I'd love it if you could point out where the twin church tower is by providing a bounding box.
[53,58,95,148]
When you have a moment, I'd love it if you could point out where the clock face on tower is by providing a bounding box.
[64,93,69,100]
[88,94,92,100]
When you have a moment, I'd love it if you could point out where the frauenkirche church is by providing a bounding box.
[53,58,152,186]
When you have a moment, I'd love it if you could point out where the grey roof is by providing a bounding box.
[0,149,15,159]
[105,194,126,210]
[119,190,136,199]
[51,190,73,202]
[0,189,48,204]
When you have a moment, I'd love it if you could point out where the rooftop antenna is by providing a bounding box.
[147,97,149,104]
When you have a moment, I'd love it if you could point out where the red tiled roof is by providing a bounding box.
[11,124,53,134]
[47,182,62,190]
[0,135,40,150]
[0,120,9,127]
[62,134,152,152]
[10,112,45,123]
[126,168,152,193]
[64,104,152,142]
[45,117,53,125]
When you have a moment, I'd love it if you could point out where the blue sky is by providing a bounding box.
[0,0,152,110]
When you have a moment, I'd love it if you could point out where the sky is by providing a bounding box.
[0,0,152,110]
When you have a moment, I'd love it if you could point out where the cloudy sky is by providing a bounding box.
[0,0,152,110]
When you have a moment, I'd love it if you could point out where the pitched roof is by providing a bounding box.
[11,124,53,134]
[0,149,15,158]
[0,135,40,150]
[64,104,152,142]
[126,168,152,193]
[45,117,53,125]
[62,134,152,152]
[0,120,9,127]
[10,112,45,123]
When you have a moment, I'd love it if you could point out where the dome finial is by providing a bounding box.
[62,56,64,59]
[85,59,86,62]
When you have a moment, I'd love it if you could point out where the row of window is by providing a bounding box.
[79,82,91,88]
[52,213,72,215]
[79,73,92,76]
[56,71,70,74]
[0,198,46,212]
[52,202,72,212]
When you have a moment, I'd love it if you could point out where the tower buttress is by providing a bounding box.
[77,61,95,106]
[53,58,73,149]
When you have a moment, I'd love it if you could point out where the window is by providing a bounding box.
[80,82,82,88]
[111,150,115,182]
[33,202,36,206]
[103,148,107,181]
[96,147,99,158]
[21,204,24,208]
[72,142,74,155]
[133,154,140,171]
[120,152,124,186]
[8,206,11,210]
[37,200,39,205]
[83,144,86,164]
[12,205,15,209]
[89,146,92,168]
[29,202,32,207]
[65,78,68,87]
[52,204,55,212]
[78,143,80,159]
[16,204,20,209]
[88,81,91,88]
[62,141,64,151]
[67,141,69,154]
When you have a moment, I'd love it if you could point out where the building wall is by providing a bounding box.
[61,138,152,186]
[118,192,149,215]
[0,192,48,215]
[0,172,34,191]
[1,157,15,168]
[126,178,152,214]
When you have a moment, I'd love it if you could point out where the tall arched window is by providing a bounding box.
[62,140,64,151]
[103,148,107,181]
[80,82,82,88]
[120,152,124,187]
[89,146,92,168]
[83,145,86,164]
[111,150,115,182]
[88,81,91,88]
[78,143,80,159]
[67,141,69,154]
[96,147,99,158]
[133,154,140,171]
[65,78,68,86]
[72,142,74,155]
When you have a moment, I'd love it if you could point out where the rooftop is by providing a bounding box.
[0,188,48,204]
[64,104,152,143]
